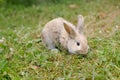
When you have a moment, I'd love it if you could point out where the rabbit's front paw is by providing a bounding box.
[50,49,59,53]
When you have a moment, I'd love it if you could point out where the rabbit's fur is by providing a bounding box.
[41,15,89,54]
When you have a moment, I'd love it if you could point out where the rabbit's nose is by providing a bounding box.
[82,46,90,54]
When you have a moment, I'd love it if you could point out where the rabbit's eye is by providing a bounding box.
[77,42,80,46]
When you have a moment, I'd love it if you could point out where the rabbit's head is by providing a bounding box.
[64,15,89,54]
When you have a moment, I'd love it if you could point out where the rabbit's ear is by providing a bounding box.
[64,22,76,38]
[77,15,84,34]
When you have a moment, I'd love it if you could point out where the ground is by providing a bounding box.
[0,0,120,80]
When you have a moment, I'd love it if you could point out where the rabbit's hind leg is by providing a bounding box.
[42,35,56,50]
[45,39,59,53]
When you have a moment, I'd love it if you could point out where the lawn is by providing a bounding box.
[0,0,120,80]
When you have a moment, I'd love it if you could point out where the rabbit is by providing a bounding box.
[41,15,89,54]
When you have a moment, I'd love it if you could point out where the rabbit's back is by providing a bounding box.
[41,18,69,49]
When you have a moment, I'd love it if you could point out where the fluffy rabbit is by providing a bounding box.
[41,15,89,54]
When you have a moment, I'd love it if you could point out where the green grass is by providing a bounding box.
[0,0,120,80]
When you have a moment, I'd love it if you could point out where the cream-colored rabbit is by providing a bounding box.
[41,15,89,54]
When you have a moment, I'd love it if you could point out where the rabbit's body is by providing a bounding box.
[42,18,72,49]
[41,15,89,54]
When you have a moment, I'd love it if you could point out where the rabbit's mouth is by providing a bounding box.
[75,50,88,55]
